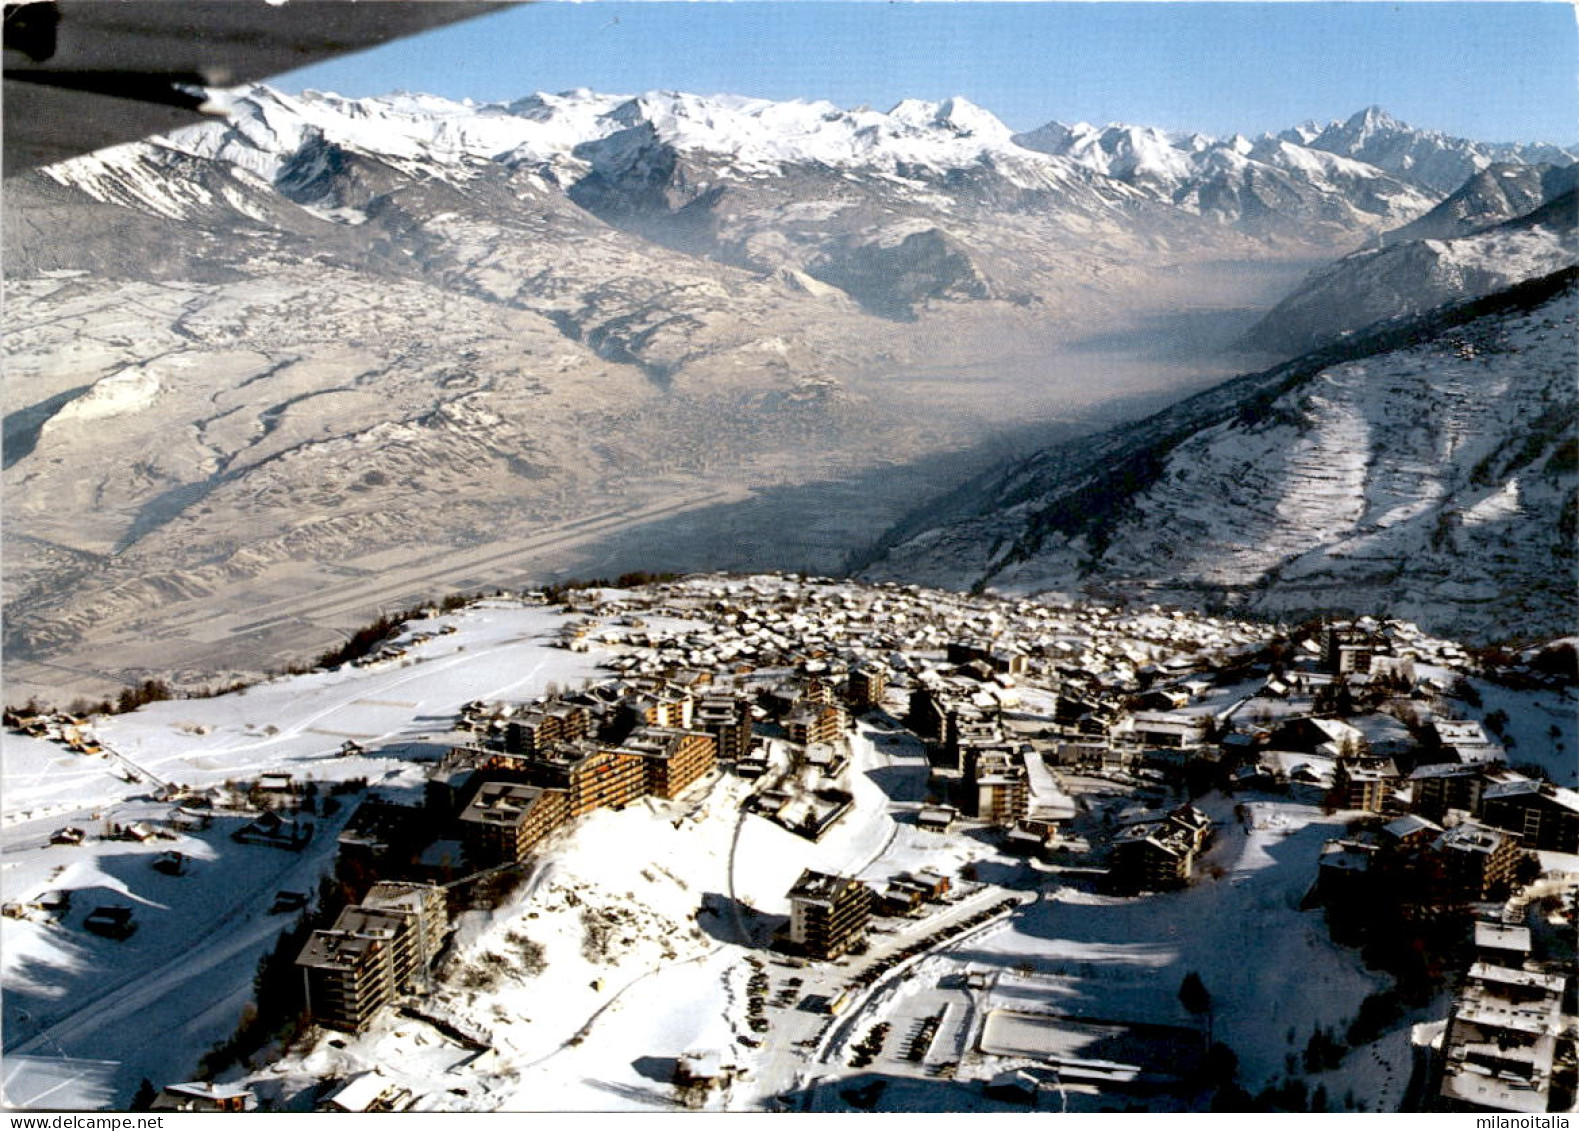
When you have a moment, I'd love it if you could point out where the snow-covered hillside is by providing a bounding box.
[1385,163,1579,245]
[862,271,1579,644]
[1245,188,1578,353]
[6,87,1572,702]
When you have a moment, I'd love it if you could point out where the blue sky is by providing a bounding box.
[272,2,1578,143]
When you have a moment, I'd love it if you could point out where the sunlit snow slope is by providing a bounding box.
[863,270,1579,643]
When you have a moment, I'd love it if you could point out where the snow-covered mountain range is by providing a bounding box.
[6,85,1575,694]
[1281,106,1579,194]
[860,268,1578,643]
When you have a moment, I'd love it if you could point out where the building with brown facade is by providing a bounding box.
[695,692,753,762]
[297,880,450,1034]
[1479,779,1579,853]
[785,869,872,960]
[619,726,717,799]
[458,780,570,866]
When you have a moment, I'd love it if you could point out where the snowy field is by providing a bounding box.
[3,602,604,1108]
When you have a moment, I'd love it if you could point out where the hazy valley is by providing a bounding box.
[4,90,1575,702]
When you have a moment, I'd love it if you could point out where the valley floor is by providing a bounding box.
[4,255,1311,707]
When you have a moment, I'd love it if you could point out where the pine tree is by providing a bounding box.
[1179,971,1211,1014]
[1179,971,1214,1044]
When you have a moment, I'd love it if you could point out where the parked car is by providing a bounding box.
[84,905,136,939]
[271,890,309,914]
[152,850,189,876]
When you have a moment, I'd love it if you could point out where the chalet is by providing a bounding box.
[1135,687,1191,712]
[917,805,958,833]
[151,1082,257,1113]
[151,850,189,876]
[674,1050,737,1091]
[30,889,71,916]
[323,1071,410,1114]
[876,869,951,914]
[1369,653,1418,686]
[761,682,803,719]
[877,876,928,916]
[1270,717,1366,757]
[946,640,1027,675]
[1123,711,1209,749]
[1004,822,1056,858]
[1426,720,1505,766]
[256,772,298,803]
[1318,838,1377,893]
[115,820,161,843]
[985,1067,1051,1106]
[271,890,309,914]
[1380,814,1441,853]
[1260,751,1336,800]
[167,806,212,832]
[233,810,313,851]
[734,755,770,779]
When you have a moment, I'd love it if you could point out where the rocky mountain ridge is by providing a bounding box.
[1282,106,1579,194]
[1244,185,1578,354]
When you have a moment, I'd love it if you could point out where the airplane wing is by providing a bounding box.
[3,0,513,173]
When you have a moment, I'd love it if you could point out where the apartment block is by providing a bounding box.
[785,869,872,960]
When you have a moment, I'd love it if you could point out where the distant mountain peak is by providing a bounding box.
[1346,105,1405,131]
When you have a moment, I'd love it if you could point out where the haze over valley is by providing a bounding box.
[4,87,1575,703]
